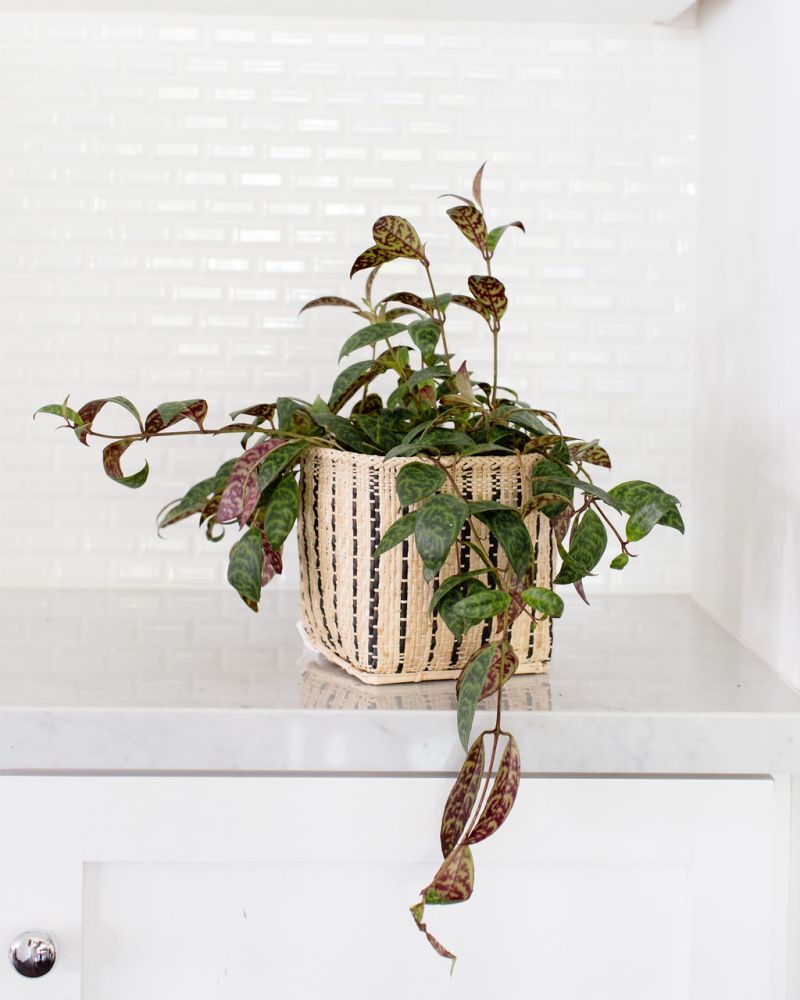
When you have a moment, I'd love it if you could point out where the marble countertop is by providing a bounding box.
[2,587,799,775]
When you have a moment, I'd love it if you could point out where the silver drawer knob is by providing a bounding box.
[9,931,57,978]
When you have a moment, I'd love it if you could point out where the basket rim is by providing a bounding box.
[301,444,543,470]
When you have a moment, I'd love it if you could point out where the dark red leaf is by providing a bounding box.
[372,215,427,261]
[466,736,521,845]
[350,245,398,278]
[217,438,288,524]
[446,205,488,254]
[472,161,486,209]
[440,737,485,857]
[467,275,508,324]
[144,399,208,434]
[299,295,360,314]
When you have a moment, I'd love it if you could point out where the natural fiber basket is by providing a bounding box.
[297,447,556,685]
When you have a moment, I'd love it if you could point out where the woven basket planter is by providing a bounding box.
[297,447,556,685]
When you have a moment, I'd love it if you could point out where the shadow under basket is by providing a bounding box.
[297,447,556,685]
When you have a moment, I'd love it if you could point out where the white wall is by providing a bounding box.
[0,12,697,594]
[694,0,800,685]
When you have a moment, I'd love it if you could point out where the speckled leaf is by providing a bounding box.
[415,494,468,581]
[457,641,518,702]
[608,480,684,534]
[261,534,283,586]
[486,221,526,256]
[74,396,143,444]
[476,508,531,580]
[256,440,307,493]
[386,429,474,458]
[379,290,430,314]
[407,365,450,388]
[467,275,507,324]
[504,408,552,436]
[610,552,629,570]
[102,439,149,488]
[429,571,488,616]
[328,360,376,411]
[375,510,418,558]
[446,205,488,253]
[466,736,521,845]
[530,458,574,517]
[372,215,427,261]
[570,440,612,469]
[217,438,288,524]
[452,589,510,622]
[144,399,207,434]
[553,509,607,585]
[311,412,376,453]
[157,457,236,531]
[535,473,622,513]
[423,844,475,905]
[299,295,360,314]
[451,293,490,320]
[34,401,85,427]
[350,245,399,278]
[338,321,406,361]
[409,901,457,970]
[262,474,299,547]
[526,492,575,520]
[227,526,263,610]
[396,462,446,506]
[521,586,564,618]
[229,403,275,422]
[437,579,487,640]
[440,737,485,857]
[457,644,497,750]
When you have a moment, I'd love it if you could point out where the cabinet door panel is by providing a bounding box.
[0,776,778,1000]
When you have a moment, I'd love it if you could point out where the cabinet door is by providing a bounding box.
[0,776,780,1000]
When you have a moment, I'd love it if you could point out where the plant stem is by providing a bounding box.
[422,262,454,376]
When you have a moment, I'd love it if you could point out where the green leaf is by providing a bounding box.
[465,736,521,845]
[452,589,510,621]
[608,480,684,534]
[407,364,450,388]
[553,509,608,585]
[408,319,441,361]
[626,492,678,542]
[328,360,378,412]
[226,526,263,610]
[533,473,622,513]
[311,412,376,453]
[375,510,418,558]
[229,403,275,422]
[486,221,525,256]
[610,552,629,570]
[350,244,398,278]
[440,737,485,857]
[372,215,427,261]
[396,462,446,506]
[457,644,497,750]
[351,410,408,452]
[101,440,149,489]
[521,586,564,618]
[503,408,552,436]
[256,440,308,493]
[476,509,531,580]
[429,571,488,616]
[262,474,299,547]
[446,205,488,253]
[71,395,144,444]
[415,494,468,581]
[437,579,486,640]
[530,458,573,517]
[157,458,236,531]
[385,428,474,458]
[35,402,84,425]
[218,438,288,524]
[338,321,407,361]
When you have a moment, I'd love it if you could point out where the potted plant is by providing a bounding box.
[36,164,683,966]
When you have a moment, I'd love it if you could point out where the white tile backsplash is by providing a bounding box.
[0,12,696,595]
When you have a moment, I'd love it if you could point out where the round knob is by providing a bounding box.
[8,931,57,978]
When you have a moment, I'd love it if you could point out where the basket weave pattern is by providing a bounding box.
[297,447,555,685]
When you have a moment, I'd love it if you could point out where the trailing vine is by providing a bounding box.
[36,165,683,966]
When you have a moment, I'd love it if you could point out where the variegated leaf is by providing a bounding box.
[299,295,360,314]
[34,401,84,428]
[262,473,299,547]
[379,290,431,314]
[338,321,406,361]
[226,526,264,610]
[570,440,612,469]
[450,293,490,320]
[372,215,427,261]
[217,438,288,524]
[102,439,149,489]
[467,274,507,324]
[446,205,488,254]
[75,396,143,444]
[261,533,283,586]
[465,735,521,845]
[144,399,208,434]
[553,509,607,585]
[423,844,475,905]
[256,440,308,493]
[440,737,486,857]
[573,579,590,605]
[457,643,497,751]
[486,221,525,256]
[350,245,398,278]
[409,902,457,969]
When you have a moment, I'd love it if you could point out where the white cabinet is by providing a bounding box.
[0,774,781,1000]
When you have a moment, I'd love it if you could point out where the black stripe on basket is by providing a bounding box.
[329,476,341,651]
[448,467,473,666]
[479,473,502,647]
[351,474,359,666]
[313,471,335,651]
[397,513,410,673]
[367,465,380,672]
[528,514,541,660]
